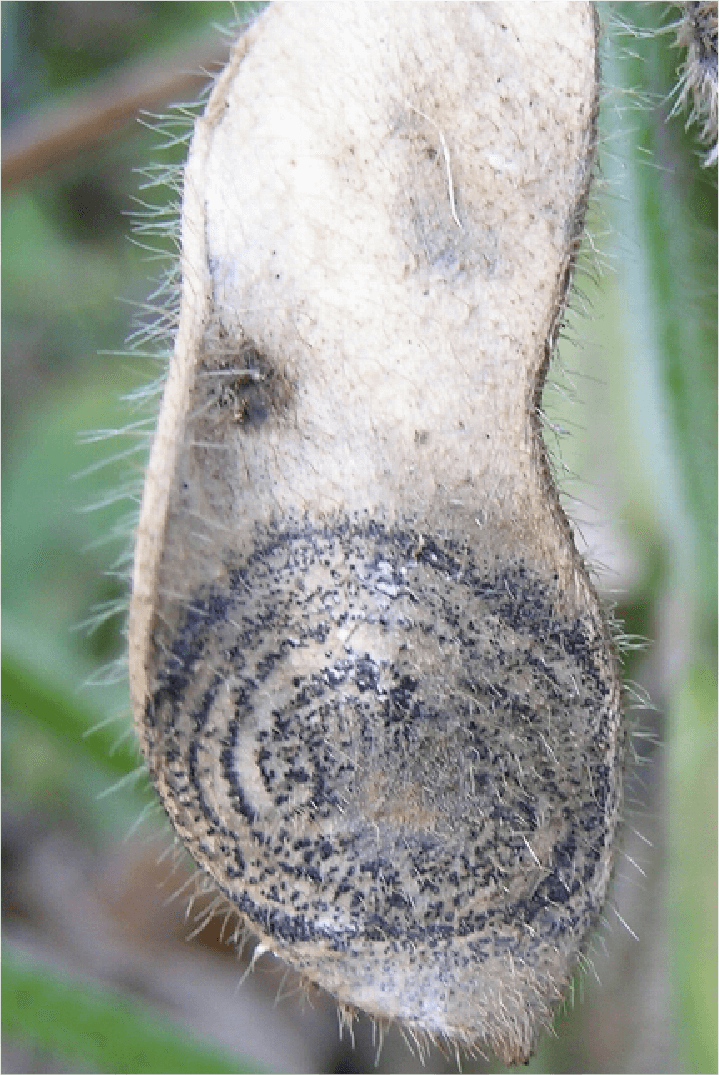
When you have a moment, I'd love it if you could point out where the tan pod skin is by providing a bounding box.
[129,3,624,1064]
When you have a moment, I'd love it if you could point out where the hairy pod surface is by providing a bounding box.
[129,2,624,1064]
[673,0,718,164]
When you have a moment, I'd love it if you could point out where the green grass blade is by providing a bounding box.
[668,665,719,1075]
[2,650,139,778]
[605,7,718,1072]
[606,0,713,632]
[2,948,266,1075]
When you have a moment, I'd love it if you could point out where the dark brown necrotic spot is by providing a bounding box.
[145,514,623,990]
[225,343,293,429]
[195,323,294,431]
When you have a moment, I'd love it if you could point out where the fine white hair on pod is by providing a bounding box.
[128,3,626,1066]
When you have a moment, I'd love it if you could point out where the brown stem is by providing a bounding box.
[1,34,232,191]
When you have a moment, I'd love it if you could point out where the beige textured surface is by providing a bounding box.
[129,3,624,1065]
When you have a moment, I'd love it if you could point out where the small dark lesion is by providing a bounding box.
[200,329,294,430]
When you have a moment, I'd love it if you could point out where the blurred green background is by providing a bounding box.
[2,2,716,1073]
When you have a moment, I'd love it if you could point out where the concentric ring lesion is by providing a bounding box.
[144,514,622,982]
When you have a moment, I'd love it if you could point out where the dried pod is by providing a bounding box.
[129,2,624,1064]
